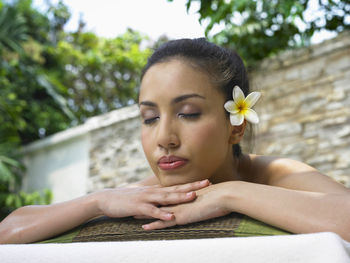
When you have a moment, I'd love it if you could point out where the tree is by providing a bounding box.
[174,0,350,66]
[0,0,74,145]
[0,0,151,218]
[0,4,27,53]
[1,0,151,144]
[48,29,151,123]
[0,1,55,219]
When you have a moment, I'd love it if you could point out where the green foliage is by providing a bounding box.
[0,0,73,145]
[0,2,52,220]
[0,0,151,219]
[0,0,151,143]
[50,29,151,122]
[176,0,350,66]
[0,5,27,53]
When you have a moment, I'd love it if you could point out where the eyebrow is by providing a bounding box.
[139,93,206,107]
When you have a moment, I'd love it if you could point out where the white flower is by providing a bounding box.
[224,85,261,126]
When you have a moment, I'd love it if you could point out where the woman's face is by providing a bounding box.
[139,59,235,186]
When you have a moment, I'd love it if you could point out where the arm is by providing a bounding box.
[144,180,350,241]
[225,181,350,240]
[0,180,210,244]
[245,155,350,194]
[233,157,350,239]
[144,158,350,241]
[0,193,100,244]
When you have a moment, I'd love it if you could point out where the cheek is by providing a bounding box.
[181,119,231,178]
[141,128,152,160]
[188,119,229,148]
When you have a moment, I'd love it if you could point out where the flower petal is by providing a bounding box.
[245,91,261,108]
[224,100,238,113]
[244,109,259,124]
[230,113,244,126]
[233,86,245,103]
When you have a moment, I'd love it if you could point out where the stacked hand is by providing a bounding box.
[97,179,212,222]
[140,182,233,230]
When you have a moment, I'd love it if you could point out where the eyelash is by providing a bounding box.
[178,113,201,119]
[143,117,159,125]
[143,113,201,125]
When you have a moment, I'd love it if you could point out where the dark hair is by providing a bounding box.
[141,38,250,158]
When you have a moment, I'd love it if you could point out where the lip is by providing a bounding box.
[157,155,188,171]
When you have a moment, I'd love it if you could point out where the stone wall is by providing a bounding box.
[250,31,350,186]
[88,114,150,191]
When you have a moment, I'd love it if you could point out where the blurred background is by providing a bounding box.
[0,0,349,219]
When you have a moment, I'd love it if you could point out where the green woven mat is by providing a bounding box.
[38,213,290,243]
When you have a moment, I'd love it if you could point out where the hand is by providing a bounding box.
[96,179,210,221]
[142,182,232,230]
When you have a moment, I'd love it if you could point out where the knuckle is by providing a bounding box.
[161,192,170,199]
[172,185,180,192]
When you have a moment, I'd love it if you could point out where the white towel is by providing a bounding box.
[1,232,349,263]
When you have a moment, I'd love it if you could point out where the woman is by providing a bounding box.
[1,38,349,244]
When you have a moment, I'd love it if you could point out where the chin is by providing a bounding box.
[158,177,189,187]
[158,174,207,187]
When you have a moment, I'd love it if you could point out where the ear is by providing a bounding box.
[228,120,247,144]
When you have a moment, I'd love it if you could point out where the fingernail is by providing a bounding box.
[186,191,194,197]
[201,179,209,184]
[142,225,149,230]
[166,213,174,219]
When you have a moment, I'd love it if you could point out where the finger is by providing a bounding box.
[142,219,176,231]
[140,204,175,221]
[166,179,210,193]
[134,215,154,219]
[149,191,197,206]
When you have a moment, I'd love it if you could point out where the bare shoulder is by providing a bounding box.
[240,154,349,193]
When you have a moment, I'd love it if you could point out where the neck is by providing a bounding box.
[209,152,242,184]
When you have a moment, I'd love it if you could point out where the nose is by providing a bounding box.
[156,116,180,150]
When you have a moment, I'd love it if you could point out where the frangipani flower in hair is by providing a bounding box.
[224,86,261,126]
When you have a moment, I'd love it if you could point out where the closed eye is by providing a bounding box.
[143,117,159,125]
[143,113,201,125]
[178,113,201,119]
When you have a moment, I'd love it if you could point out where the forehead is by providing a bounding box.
[139,59,222,103]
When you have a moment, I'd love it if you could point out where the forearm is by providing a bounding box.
[0,180,210,244]
[225,181,350,241]
[0,191,102,244]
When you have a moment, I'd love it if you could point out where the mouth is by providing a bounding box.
[157,155,188,171]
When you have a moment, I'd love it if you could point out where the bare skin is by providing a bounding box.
[140,154,350,242]
[0,180,210,244]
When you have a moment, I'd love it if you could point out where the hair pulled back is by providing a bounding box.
[141,38,250,158]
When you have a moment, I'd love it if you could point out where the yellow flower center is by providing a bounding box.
[237,100,248,114]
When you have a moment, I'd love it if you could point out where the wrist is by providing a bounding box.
[85,190,107,218]
[220,181,245,213]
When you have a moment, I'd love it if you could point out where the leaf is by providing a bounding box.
[183,0,349,66]
[0,161,15,184]
[14,194,22,208]
[0,155,20,167]
[5,194,14,207]
[0,6,28,53]
[36,74,76,121]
